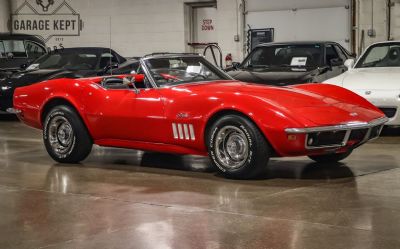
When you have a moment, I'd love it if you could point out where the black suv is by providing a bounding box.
[0,33,47,78]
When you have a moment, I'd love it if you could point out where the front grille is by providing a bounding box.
[369,125,382,139]
[306,130,347,147]
[379,108,397,118]
[349,129,368,141]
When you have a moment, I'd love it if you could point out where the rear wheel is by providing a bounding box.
[308,150,353,163]
[43,105,92,163]
[207,114,271,179]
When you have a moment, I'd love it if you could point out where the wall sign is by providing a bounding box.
[9,0,83,42]
[201,19,214,31]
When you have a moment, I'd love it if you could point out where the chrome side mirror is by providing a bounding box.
[344,59,355,70]
[122,76,140,94]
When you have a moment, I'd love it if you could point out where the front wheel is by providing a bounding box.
[43,105,93,163]
[308,150,353,163]
[207,114,271,179]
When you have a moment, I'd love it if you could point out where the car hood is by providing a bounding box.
[342,67,400,90]
[227,67,318,86]
[179,81,381,126]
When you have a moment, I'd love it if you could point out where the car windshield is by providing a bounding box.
[33,52,99,70]
[0,40,27,57]
[144,56,231,87]
[356,43,400,68]
[241,44,324,68]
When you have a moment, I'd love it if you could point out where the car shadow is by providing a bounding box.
[120,151,357,181]
[0,114,18,121]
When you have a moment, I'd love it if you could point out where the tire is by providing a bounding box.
[43,105,93,163]
[308,150,353,163]
[207,114,271,179]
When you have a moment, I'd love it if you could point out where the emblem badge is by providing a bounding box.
[350,112,358,117]
[36,0,55,12]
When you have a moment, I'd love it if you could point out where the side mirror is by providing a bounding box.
[122,74,145,94]
[329,58,343,67]
[344,58,355,70]
[134,74,145,84]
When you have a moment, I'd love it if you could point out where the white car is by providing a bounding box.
[325,41,400,126]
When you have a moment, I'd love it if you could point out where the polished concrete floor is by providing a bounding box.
[1,116,400,249]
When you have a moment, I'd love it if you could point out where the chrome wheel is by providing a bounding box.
[214,126,249,169]
[48,116,75,157]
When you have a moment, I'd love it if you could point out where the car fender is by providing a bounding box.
[293,83,380,111]
[164,92,305,154]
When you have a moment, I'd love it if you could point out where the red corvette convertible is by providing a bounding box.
[12,53,387,179]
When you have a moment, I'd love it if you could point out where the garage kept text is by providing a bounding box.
[13,19,77,31]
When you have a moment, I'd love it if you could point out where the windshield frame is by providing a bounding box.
[239,44,325,69]
[140,54,234,88]
[354,42,400,68]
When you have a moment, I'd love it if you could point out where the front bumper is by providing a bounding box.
[285,117,388,150]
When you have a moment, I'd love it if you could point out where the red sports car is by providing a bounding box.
[12,53,387,179]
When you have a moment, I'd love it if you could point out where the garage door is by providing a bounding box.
[247,6,351,50]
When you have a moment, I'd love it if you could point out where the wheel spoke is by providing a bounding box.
[214,126,249,170]
[47,116,75,157]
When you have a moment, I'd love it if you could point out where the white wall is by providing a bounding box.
[245,0,352,52]
[5,0,242,64]
[356,0,389,54]
[0,0,10,32]
[247,0,350,11]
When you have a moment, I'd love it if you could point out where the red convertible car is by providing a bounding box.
[12,53,387,179]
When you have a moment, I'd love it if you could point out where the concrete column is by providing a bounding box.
[0,0,11,32]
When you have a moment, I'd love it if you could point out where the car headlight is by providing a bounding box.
[1,86,12,91]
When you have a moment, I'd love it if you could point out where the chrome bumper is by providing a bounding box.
[285,117,389,150]
[6,108,22,114]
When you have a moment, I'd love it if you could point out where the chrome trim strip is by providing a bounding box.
[189,124,195,141]
[285,117,389,134]
[172,123,179,139]
[177,124,184,139]
[183,124,190,140]
[6,108,22,114]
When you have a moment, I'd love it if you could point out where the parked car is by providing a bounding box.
[11,53,387,179]
[0,47,126,113]
[107,58,139,75]
[0,33,47,79]
[325,41,400,126]
[227,41,354,86]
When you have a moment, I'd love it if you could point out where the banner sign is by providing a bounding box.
[10,0,83,42]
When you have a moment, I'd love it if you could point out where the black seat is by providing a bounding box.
[101,77,129,89]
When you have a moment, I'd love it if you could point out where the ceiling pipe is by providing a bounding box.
[240,0,247,57]
[387,0,392,40]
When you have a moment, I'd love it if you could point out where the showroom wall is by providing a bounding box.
[356,0,390,53]
[0,0,10,32]
[6,0,242,63]
[3,0,398,61]
[245,0,352,51]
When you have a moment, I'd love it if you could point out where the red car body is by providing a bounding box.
[13,74,386,158]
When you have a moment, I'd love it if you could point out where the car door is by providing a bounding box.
[88,79,168,143]
[324,44,346,80]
